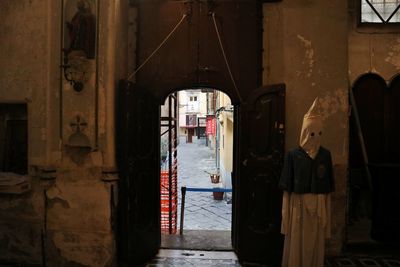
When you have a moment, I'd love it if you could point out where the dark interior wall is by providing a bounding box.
[0,1,49,265]
[0,0,129,266]
[263,0,349,255]
[348,0,400,83]
[0,0,50,166]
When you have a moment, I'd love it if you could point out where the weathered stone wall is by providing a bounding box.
[263,0,349,255]
[0,0,133,266]
[0,179,44,265]
[43,0,135,265]
[45,162,116,267]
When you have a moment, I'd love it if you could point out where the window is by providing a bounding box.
[361,0,400,23]
[0,104,28,175]
[189,96,198,101]
[186,114,197,126]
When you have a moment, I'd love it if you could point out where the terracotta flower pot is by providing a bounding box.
[213,191,224,200]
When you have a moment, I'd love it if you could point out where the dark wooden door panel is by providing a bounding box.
[350,73,400,244]
[197,1,261,102]
[351,74,385,164]
[116,80,160,266]
[385,75,400,162]
[134,0,261,104]
[235,84,285,265]
[120,1,277,265]
[135,0,198,101]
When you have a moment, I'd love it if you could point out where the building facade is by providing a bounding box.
[178,90,208,143]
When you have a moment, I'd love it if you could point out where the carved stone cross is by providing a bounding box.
[70,115,87,133]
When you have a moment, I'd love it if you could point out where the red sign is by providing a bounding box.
[206,117,216,135]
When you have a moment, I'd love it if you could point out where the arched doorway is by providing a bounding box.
[115,0,286,265]
[116,81,286,266]
[159,88,235,250]
[348,73,400,246]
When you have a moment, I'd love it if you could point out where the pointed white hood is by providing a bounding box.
[299,98,323,159]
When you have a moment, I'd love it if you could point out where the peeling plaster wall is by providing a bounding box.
[348,2,400,84]
[263,0,349,255]
[45,165,116,267]
[0,0,131,266]
[44,0,131,265]
[0,180,44,265]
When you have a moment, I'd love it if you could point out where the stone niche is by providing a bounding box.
[62,0,98,153]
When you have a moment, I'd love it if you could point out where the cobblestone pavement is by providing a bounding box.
[176,139,232,231]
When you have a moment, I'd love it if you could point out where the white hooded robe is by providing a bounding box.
[281,98,333,267]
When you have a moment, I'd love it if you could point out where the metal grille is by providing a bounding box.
[361,0,400,23]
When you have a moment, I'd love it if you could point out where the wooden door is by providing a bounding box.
[121,0,284,264]
[133,0,261,104]
[370,74,400,243]
[233,84,285,265]
[187,128,194,143]
[385,74,400,162]
[351,74,385,165]
[116,80,161,266]
[350,73,400,243]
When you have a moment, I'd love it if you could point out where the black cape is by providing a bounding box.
[279,146,335,194]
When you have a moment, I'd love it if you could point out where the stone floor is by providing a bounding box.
[145,249,400,267]
[161,230,232,250]
[146,249,241,267]
[156,138,400,267]
[175,139,232,231]
[1,251,399,267]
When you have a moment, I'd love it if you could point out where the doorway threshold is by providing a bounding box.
[157,249,237,260]
[161,230,232,251]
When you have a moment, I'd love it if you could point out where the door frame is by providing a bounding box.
[187,128,194,143]
[117,0,283,263]
[116,83,286,265]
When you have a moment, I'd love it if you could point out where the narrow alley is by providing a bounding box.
[176,139,232,231]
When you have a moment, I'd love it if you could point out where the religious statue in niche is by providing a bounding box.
[62,0,96,92]
[279,98,335,267]
[65,0,96,59]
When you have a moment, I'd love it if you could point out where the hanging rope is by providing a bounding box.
[211,12,243,103]
[127,14,188,81]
